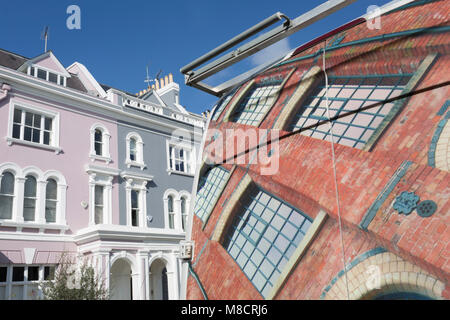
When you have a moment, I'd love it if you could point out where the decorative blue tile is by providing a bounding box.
[393,191,420,215]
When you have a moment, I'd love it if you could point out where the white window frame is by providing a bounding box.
[6,100,61,154]
[179,191,191,232]
[125,132,146,170]
[163,189,190,232]
[27,65,67,87]
[0,162,68,232]
[86,165,119,226]
[120,171,153,228]
[0,264,55,300]
[166,140,195,176]
[89,123,112,163]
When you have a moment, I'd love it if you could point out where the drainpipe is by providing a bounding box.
[0,83,11,101]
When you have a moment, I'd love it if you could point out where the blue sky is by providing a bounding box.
[1,0,392,114]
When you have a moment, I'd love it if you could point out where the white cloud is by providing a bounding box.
[249,38,291,66]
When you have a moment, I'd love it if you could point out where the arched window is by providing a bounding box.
[45,179,57,223]
[0,172,15,219]
[89,124,111,163]
[168,195,175,229]
[125,132,145,170]
[129,138,137,161]
[23,176,37,221]
[94,129,103,156]
[181,197,187,231]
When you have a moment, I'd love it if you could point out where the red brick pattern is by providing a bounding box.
[187,1,450,300]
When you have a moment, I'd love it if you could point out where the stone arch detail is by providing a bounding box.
[321,248,446,300]
[429,117,450,171]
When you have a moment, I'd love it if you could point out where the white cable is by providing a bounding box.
[322,41,350,300]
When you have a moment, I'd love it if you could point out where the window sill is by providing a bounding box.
[89,154,112,164]
[166,169,195,177]
[0,220,69,233]
[125,160,146,170]
[6,137,62,154]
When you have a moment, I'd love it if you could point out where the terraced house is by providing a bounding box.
[0,48,204,300]
[185,0,449,300]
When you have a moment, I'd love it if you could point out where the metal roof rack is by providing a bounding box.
[180,0,358,96]
[180,0,416,97]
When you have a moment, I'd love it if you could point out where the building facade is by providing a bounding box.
[0,49,204,300]
[186,0,450,300]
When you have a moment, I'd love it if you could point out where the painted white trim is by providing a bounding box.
[121,172,151,228]
[0,162,68,230]
[66,62,107,98]
[74,224,186,245]
[7,98,61,152]
[0,67,204,134]
[125,132,146,169]
[162,189,191,232]
[165,139,196,176]
[85,164,120,176]
[120,171,154,182]
[89,123,112,163]
[18,51,71,78]
[85,164,118,226]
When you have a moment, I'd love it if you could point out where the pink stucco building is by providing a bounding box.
[0,49,204,300]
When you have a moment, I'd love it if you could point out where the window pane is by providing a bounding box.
[224,187,312,298]
[0,267,6,282]
[94,130,103,156]
[95,129,102,143]
[44,117,52,131]
[168,214,174,229]
[37,69,46,80]
[45,180,57,223]
[232,83,282,126]
[168,195,173,212]
[131,190,138,208]
[181,197,186,214]
[43,131,50,145]
[95,186,103,205]
[48,73,58,83]
[13,109,22,123]
[32,128,40,143]
[46,179,57,200]
[28,266,39,281]
[12,267,24,282]
[24,127,32,141]
[131,209,138,227]
[95,206,103,224]
[27,284,40,300]
[33,114,41,127]
[24,176,36,197]
[44,266,54,280]
[130,138,137,161]
[10,285,23,300]
[94,185,104,224]
[194,166,230,222]
[1,172,15,195]
[95,142,102,156]
[45,200,56,223]
[289,74,411,149]
[12,124,21,139]
[25,112,33,126]
[0,195,13,219]
[23,198,36,221]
